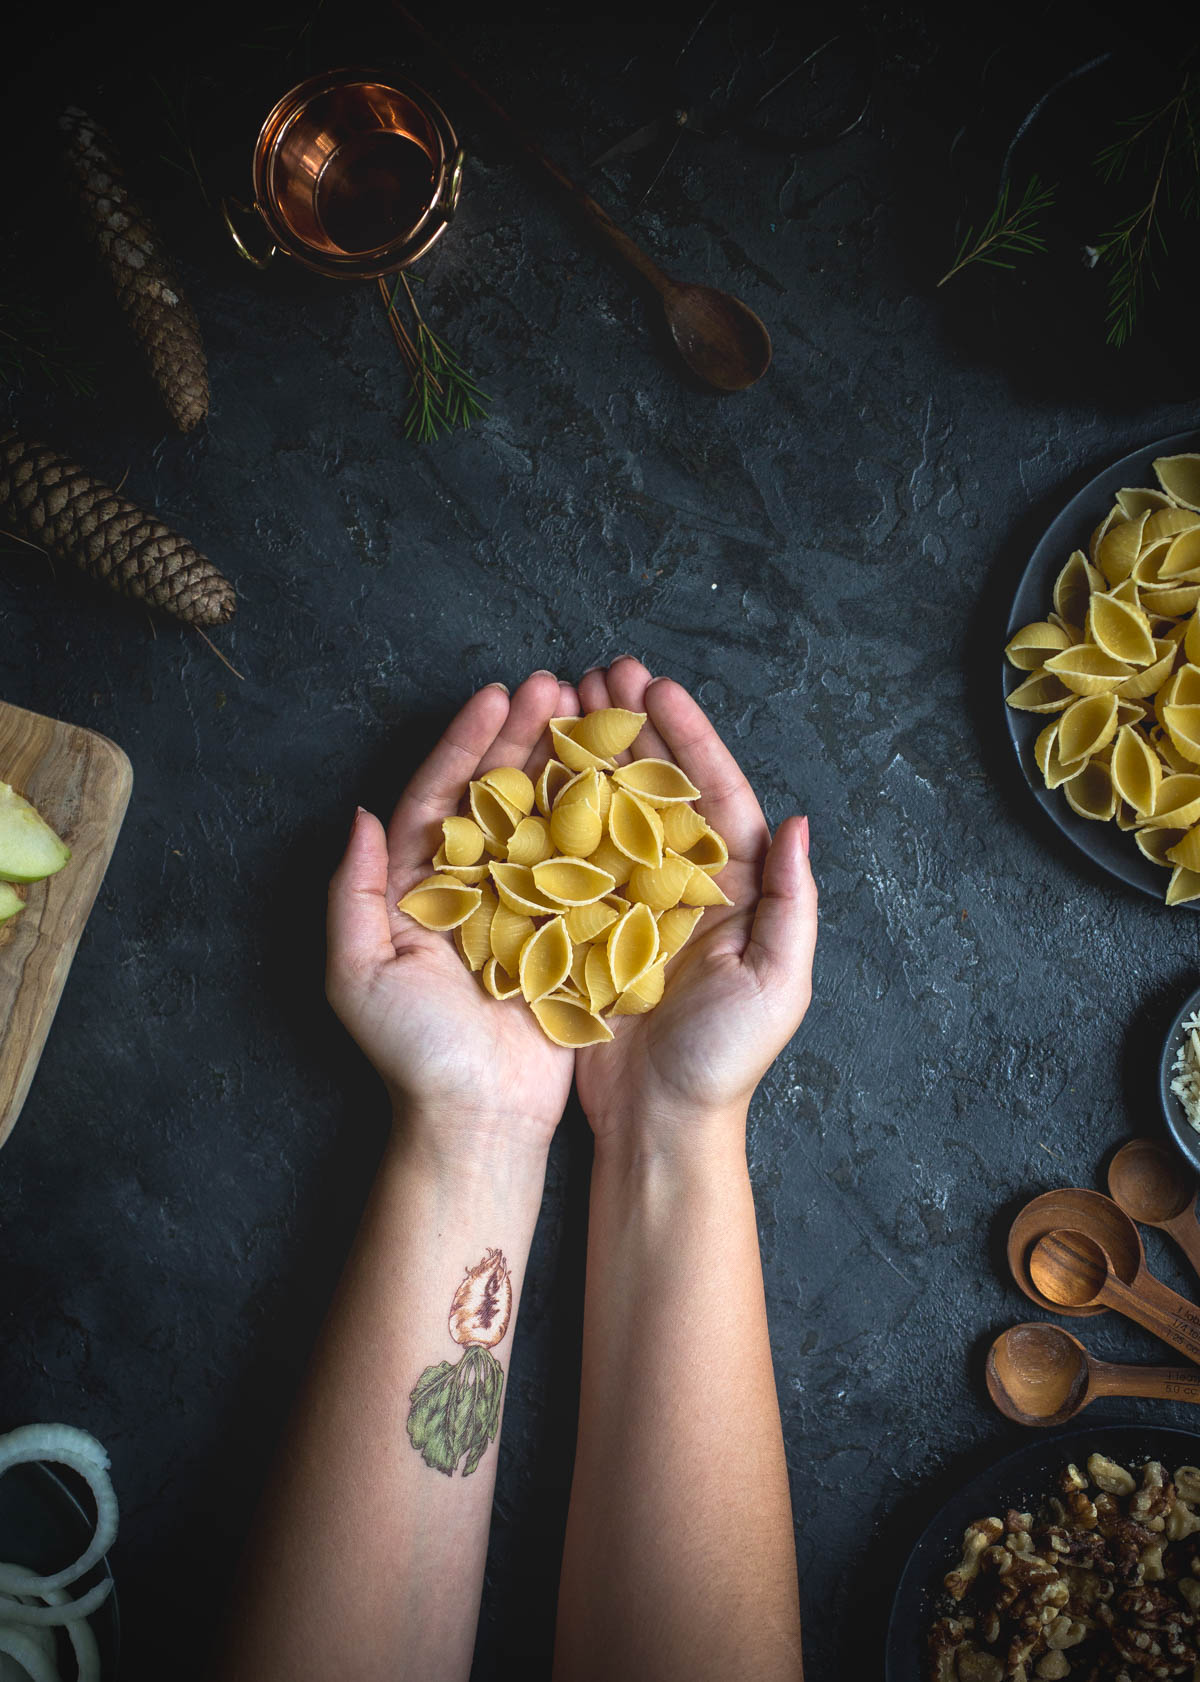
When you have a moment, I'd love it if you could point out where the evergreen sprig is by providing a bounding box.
[0,298,97,397]
[938,175,1056,288]
[380,275,489,444]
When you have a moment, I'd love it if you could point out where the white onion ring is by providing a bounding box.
[39,1587,99,1682]
[0,1628,60,1682]
[0,1581,111,1627]
[0,1428,117,1595]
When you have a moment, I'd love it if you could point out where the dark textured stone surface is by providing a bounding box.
[3,2,1200,1677]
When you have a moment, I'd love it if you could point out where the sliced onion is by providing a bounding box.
[4,1603,53,1662]
[0,1428,117,1595]
[0,1628,61,1682]
[39,1588,99,1682]
[0,1581,111,1627]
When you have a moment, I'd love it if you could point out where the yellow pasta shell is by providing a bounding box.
[583,944,617,1013]
[1115,800,1139,831]
[532,857,616,906]
[1054,550,1102,626]
[1005,672,1074,713]
[506,814,554,866]
[1117,487,1174,518]
[607,901,659,993]
[1167,825,1200,872]
[1167,865,1200,905]
[397,875,482,931]
[550,798,603,857]
[1096,511,1148,586]
[1136,826,1185,867]
[454,886,498,972]
[1056,694,1119,765]
[1110,726,1162,815]
[549,718,614,773]
[479,765,534,815]
[536,759,574,818]
[1152,728,1196,776]
[657,905,704,959]
[529,995,614,1047]
[518,916,572,1003]
[1142,583,1200,618]
[1042,644,1133,695]
[1089,510,1122,564]
[1034,721,1085,792]
[555,767,601,809]
[482,957,522,1000]
[1062,760,1117,822]
[587,834,635,887]
[661,803,708,851]
[490,904,535,973]
[1004,620,1072,670]
[679,826,729,873]
[626,851,694,911]
[1161,665,1200,714]
[609,958,668,1017]
[570,707,646,759]
[565,900,621,943]
[611,758,702,805]
[1163,705,1200,766]
[432,846,490,885]
[1185,611,1200,667]
[488,862,562,915]
[1087,594,1155,666]
[1117,638,1177,700]
[608,787,664,867]
[469,780,520,845]
[1157,528,1200,583]
[442,815,486,867]
[680,865,734,907]
[1141,774,1200,830]
[1154,454,1200,512]
[567,941,590,992]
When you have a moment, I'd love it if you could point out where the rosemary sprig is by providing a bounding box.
[380,275,489,444]
[1092,71,1199,347]
[938,174,1056,288]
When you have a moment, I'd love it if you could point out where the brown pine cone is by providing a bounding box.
[0,429,235,625]
[59,106,209,433]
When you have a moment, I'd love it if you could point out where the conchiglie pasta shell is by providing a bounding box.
[1118,638,1177,699]
[530,995,614,1047]
[1144,584,1200,619]
[443,815,486,866]
[455,886,498,971]
[1110,726,1162,815]
[518,917,572,1003]
[482,957,522,1000]
[611,758,702,805]
[657,905,703,959]
[661,803,708,851]
[609,958,668,1016]
[556,766,601,809]
[1163,705,1200,766]
[1185,610,1200,667]
[536,759,574,818]
[432,846,490,885]
[1034,721,1085,792]
[1151,728,1195,776]
[1043,645,1133,695]
[1089,509,1123,564]
[550,797,603,857]
[626,852,694,911]
[1117,487,1175,518]
[1005,672,1074,713]
[1141,774,1200,830]
[583,943,617,1013]
[608,787,664,867]
[1056,693,1119,765]
[1087,594,1155,666]
[532,857,616,905]
[1062,760,1117,822]
[549,718,614,773]
[489,862,562,915]
[1166,825,1200,872]
[1096,511,1148,586]
[588,834,635,887]
[565,900,621,943]
[1154,454,1200,512]
[680,865,734,906]
[1054,550,1102,625]
[607,901,659,993]
[680,826,729,873]
[506,815,554,866]
[1167,865,1200,905]
[480,765,535,815]
[397,875,482,931]
[490,905,535,973]
[1005,620,1072,670]
[1115,800,1140,831]
[1157,528,1200,583]
[570,708,646,759]
[567,942,590,992]
[470,780,520,845]
[1136,826,1185,867]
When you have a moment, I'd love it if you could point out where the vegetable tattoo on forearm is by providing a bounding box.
[406,1250,512,1477]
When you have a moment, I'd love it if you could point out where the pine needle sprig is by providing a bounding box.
[0,300,98,397]
[379,275,489,444]
[937,175,1056,288]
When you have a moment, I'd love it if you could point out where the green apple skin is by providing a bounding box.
[0,882,24,922]
[0,783,71,884]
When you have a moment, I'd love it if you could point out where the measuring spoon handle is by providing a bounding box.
[1090,1361,1200,1404]
[1163,1209,1200,1286]
[1101,1271,1200,1365]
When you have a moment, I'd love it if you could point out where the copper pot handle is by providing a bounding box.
[445,147,466,218]
[221,197,279,269]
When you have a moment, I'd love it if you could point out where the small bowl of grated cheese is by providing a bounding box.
[1159,984,1200,1176]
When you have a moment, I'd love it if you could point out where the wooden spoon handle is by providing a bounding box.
[393,5,675,297]
[1090,1362,1200,1403]
[1164,1210,1200,1285]
[1101,1271,1200,1365]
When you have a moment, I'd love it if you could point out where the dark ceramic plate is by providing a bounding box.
[0,1461,119,1678]
[885,1423,1200,1681]
[1159,981,1200,1179]
[1004,429,1200,905]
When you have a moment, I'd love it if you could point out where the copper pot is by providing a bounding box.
[224,67,464,279]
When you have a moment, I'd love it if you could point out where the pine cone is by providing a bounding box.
[0,429,235,625]
[59,106,209,433]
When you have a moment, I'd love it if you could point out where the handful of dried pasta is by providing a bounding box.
[1006,452,1200,905]
[397,709,730,1046]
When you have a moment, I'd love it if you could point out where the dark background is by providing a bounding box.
[2,0,1200,1676]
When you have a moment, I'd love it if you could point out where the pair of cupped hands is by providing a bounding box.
[327,658,818,1163]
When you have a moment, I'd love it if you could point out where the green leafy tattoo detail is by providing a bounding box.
[406,1249,512,1478]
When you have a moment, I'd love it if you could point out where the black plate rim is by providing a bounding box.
[0,1459,120,1676]
[885,1422,1200,1682]
[1003,428,1200,907]
[1158,979,1200,1177]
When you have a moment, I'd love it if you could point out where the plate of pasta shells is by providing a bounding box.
[1004,431,1200,906]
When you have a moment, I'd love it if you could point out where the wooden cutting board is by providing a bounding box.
[0,701,132,1149]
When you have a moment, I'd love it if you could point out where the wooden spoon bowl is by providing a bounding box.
[986,1322,1092,1426]
[1109,1137,1195,1223]
[1008,1188,1145,1317]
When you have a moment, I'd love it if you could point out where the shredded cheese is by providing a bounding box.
[1170,1010,1200,1132]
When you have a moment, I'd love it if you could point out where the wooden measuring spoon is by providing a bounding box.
[1029,1229,1200,1365]
[1108,1138,1200,1283]
[1008,1187,1147,1318]
[986,1321,1200,1426]
[394,5,773,391]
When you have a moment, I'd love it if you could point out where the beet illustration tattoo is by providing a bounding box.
[407,1250,512,1477]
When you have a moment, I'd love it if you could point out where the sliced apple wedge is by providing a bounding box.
[0,783,71,884]
[0,883,24,922]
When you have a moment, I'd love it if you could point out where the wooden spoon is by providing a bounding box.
[1008,1187,1147,1318]
[986,1321,1200,1426]
[1108,1137,1200,1282]
[1029,1228,1200,1365]
[394,5,773,391]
